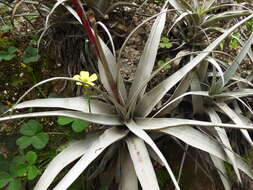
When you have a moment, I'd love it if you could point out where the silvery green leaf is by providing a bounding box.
[53,127,128,190]
[203,10,251,27]
[118,141,138,190]
[98,39,127,102]
[216,102,253,147]
[128,9,166,101]
[135,14,253,117]
[135,117,253,130]
[0,110,121,126]
[207,108,241,182]
[216,32,253,91]
[210,156,231,190]
[191,71,204,114]
[215,89,253,99]
[89,145,118,180]
[126,136,159,190]
[160,126,253,179]
[167,12,190,35]
[158,72,194,115]
[11,97,115,114]
[125,120,180,190]
[63,4,82,24]
[203,0,216,9]
[34,132,101,190]
[13,77,110,110]
[45,0,67,28]
[38,0,68,47]
[206,57,225,86]
[232,35,253,63]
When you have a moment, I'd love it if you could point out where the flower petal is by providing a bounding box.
[80,71,89,79]
[73,75,80,80]
[76,82,83,86]
[89,74,98,81]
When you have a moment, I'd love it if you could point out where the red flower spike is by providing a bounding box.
[71,0,99,55]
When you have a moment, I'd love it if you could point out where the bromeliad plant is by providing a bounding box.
[1,0,253,189]
[165,0,252,50]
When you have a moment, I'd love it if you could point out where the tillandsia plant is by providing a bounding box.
[164,0,252,50]
[1,0,253,190]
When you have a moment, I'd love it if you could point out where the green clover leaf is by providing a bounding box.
[16,136,32,149]
[71,120,89,133]
[0,172,12,188]
[25,151,37,165]
[27,165,40,180]
[20,120,42,136]
[31,132,49,149]
[57,117,89,133]
[159,37,172,49]
[57,116,75,125]
[23,47,40,64]
[7,179,22,190]
[16,120,48,149]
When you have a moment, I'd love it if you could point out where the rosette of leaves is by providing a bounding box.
[165,0,252,50]
[1,1,253,190]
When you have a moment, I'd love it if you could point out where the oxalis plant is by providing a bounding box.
[1,0,253,189]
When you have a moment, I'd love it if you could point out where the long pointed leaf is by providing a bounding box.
[126,136,157,190]
[135,117,253,130]
[125,120,180,190]
[119,147,138,190]
[216,32,253,91]
[135,14,253,117]
[158,72,194,115]
[210,156,231,190]
[11,97,115,114]
[0,110,121,125]
[53,127,128,190]
[160,126,253,179]
[216,102,253,147]
[34,132,101,190]
[207,108,241,182]
[98,39,127,102]
[128,10,167,101]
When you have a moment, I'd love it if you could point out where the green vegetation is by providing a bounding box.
[16,120,49,150]
[0,0,253,189]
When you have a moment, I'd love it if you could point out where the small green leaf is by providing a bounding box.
[16,163,28,177]
[16,136,32,149]
[9,156,25,177]
[8,47,17,54]
[25,151,37,165]
[161,37,169,43]
[57,116,74,125]
[23,47,40,64]
[159,37,172,49]
[0,51,16,61]
[7,179,21,190]
[27,165,40,180]
[71,120,89,133]
[230,33,241,49]
[20,120,42,136]
[31,132,49,149]
[0,172,12,188]
[0,25,13,33]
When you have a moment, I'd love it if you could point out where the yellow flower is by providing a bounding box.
[73,71,97,86]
